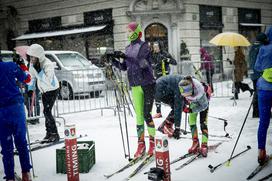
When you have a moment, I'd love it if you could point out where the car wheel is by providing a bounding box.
[59,82,73,100]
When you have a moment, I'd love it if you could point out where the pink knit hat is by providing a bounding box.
[127,22,138,31]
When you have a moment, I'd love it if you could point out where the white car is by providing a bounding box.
[44,51,106,99]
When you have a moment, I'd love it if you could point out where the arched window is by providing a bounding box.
[145,23,168,51]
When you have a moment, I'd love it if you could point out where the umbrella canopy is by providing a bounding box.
[209,32,251,47]
[14,45,29,60]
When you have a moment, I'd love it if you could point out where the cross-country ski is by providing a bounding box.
[246,155,272,180]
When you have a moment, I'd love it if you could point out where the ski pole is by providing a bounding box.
[208,115,228,122]
[184,113,188,135]
[114,88,128,159]
[227,100,253,166]
[208,116,230,138]
[25,119,37,178]
[208,145,251,173]
[119,82,131,160]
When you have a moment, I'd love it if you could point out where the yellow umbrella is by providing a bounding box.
[209,32,251,47]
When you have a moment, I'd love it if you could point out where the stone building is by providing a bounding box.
[0,0,271,74]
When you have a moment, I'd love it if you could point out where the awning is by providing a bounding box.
[13,25,106,40]
[239,23,265,27]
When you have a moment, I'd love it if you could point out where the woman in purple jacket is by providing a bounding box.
[112,22,156,158]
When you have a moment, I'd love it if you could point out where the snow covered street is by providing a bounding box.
[1,92,272,181]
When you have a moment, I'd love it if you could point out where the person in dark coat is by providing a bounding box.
[255,27,272,166]
[156,75,184,139]
[248,33,269,118]
[0,59,33,181]
[152,41,177,118]
[232,46,254,100]
[112,22,156,158]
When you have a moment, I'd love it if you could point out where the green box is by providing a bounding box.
[56,141,95,173]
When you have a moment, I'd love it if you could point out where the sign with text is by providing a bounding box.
[155,136,171,181]
[64,125,80,181]
[84,9,112,26]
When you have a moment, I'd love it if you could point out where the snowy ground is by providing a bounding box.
[1,90,272,181]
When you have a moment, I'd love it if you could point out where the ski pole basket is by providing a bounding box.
[56,141,95,173]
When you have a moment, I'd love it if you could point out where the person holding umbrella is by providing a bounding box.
[232,46,254,100]
[209,32,253,100]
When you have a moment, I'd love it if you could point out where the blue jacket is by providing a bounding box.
[0,62,29,107]
[255,27,272,91]
[155,75,184,128]
[113,39,155,87]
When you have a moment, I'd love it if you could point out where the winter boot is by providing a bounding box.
[41,132,51,143]
[134,141,146,158]
[188,139,200,154]
[230,93,239,100]
[47,133,60,143]
[200,143,208,157]
[147,138,155,156]
[258,149,269,166]
[153,113,162,119]
[22,172,32,181]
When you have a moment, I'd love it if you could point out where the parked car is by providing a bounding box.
[0,50,16,62]
[44,51,106,99]
[1,50,105,99]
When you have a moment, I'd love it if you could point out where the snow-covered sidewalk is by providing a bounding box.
[1,92,272,181]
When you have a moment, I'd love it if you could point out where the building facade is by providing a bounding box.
[0,0,271,73]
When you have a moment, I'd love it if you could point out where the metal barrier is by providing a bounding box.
[23,60,239,122]
[177,60,235,98]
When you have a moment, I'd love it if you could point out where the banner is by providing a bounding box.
[64,125,80,181]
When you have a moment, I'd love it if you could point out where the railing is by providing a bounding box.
[177,60,235,98]
[24,61,239,122]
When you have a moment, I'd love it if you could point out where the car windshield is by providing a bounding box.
[55,53,91,68]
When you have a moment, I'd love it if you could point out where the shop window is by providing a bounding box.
[84,9,114,67]
[200,5,223,74]
[28,16,61,33]
[238,8,261,43]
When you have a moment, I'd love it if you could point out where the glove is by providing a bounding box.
[28,90,33,98]
[114,51,126,59]
[173,128,180,139]
[16,58,25,65]
[183,106,191,113]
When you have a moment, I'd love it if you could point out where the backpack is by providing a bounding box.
[201,82,212,100]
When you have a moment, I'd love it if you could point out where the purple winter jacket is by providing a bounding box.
[113,39,155,87]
